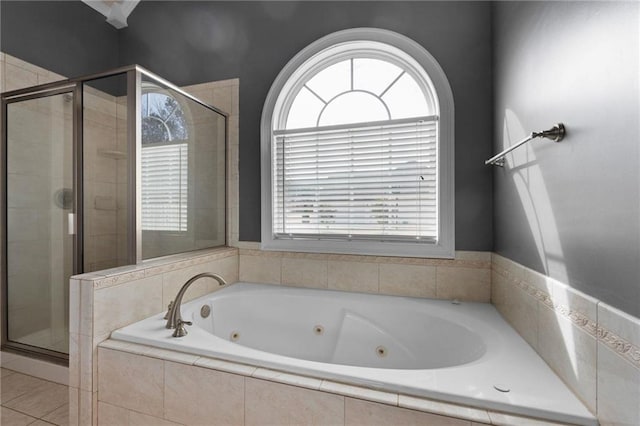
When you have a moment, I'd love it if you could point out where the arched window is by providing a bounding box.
[261,28,454,258]
[141,90,189,232]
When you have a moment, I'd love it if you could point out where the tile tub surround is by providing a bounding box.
[72,247,639,425]
[68,246,238,426]
[96,339,582,426]
[492,254,640,425]
[239,249,492,302]
[109,282,596,424]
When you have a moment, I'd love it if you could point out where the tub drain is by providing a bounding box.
[375,346,388,357]
[313,325,324,335]
[230,331,240,341]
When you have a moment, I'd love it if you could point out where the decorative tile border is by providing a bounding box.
[492,265,597,337]
[72,247,238,290]
[492,258,639,370]
[597,327,640,369]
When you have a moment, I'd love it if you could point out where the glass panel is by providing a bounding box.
[83,73,130,272]
[6,93,73,354]
[381,73,431,119]
[141,78,226,259]
[318,91,389,126]
[306,60,351,102]
[353,58,403,96]
[285,86,324,129]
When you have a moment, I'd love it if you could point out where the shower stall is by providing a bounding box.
[1,66,227,363]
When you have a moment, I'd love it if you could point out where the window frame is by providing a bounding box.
[261,28,455,258]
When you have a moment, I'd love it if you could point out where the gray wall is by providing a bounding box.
[119,1,494,249]
[493,1,640,316]
[0,1,119,78]
[1,1,494,250]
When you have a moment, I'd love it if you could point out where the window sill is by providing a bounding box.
[261,238,454,259]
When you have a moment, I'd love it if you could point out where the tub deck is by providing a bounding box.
[111,282,597,426]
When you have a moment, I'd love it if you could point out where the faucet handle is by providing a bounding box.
[172,319,193,338]
[163,301,174,320]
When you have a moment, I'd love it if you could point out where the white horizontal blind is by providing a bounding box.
[141,143,188,231]
[273,116,438,242]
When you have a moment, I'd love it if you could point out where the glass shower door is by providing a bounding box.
[4,91,75,356]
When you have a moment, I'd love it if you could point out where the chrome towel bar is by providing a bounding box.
[486,123,565,167]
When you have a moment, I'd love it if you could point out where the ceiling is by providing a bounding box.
[81,0,140,29]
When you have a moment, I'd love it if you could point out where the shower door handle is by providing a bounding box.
[68,213,76,235]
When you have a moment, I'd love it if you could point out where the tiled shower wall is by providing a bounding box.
[83,86,126,272]
[0,53,72,345]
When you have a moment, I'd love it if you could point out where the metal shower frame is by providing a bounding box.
[1,65,228,363]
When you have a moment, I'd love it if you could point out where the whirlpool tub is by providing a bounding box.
[111,282,596,425]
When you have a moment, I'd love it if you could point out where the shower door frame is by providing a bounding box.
[1,65,228,364]
[1,83,83,363]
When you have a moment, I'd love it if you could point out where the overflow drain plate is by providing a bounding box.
[200,305,211,318]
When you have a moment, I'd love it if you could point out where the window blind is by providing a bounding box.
[272,116,438,242]
[141,143,188,231]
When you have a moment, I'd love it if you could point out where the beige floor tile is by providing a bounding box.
[28,421,53,426]
[0,406,38,426]
[41,403,69,426]
[0,372,49,404]
[97,402,128,426]
[129,410,183,426]
[1,368,16,378]
[4,381,68,419]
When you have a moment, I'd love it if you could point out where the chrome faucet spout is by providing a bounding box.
[165,272,227,334]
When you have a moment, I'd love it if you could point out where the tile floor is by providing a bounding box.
[0,368,68,425]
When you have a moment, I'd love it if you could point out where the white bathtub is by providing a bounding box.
[111,282,596,425]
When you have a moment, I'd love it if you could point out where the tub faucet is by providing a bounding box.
[165,272,227,337]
